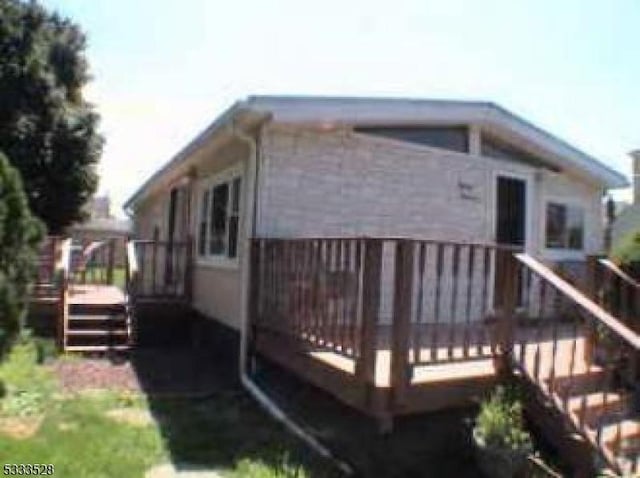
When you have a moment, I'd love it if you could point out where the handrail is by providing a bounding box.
[56,238,72,274]
[515,253,640,351]
[126,240,138,278]
[598,257,640,289]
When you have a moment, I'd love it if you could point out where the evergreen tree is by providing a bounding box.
[0,151,44,349]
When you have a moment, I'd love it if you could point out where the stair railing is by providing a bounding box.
[56,238,72,350]
[587,255,640,333]
[503,252,640,474]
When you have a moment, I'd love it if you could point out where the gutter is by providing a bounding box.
[232,120,354,476]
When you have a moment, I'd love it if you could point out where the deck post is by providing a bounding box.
[247,239,261,375]
[184,235,194,302]
[389,239,414,414]
[355,239,382,415]
[106,238,115,285]
[495,249,517,377]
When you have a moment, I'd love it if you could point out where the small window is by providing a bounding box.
[354,126,469,153]
[198,175,242,260]
[545,202,584,250]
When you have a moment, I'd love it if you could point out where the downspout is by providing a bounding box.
[233,119,353,476]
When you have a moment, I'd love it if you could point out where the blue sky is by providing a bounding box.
[42,0,640,215]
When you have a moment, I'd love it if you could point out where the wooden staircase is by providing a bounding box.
[509,253,640,475]
[63,299,133,352]
[33,236,135,353]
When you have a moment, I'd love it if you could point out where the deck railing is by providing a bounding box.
[249,237,517,398]
[68,238,121,286]
[127,239,193,301]
[587,255,640,333]
[508,253,640,474]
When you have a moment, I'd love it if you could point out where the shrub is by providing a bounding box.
[0,338,53,417]
[0,151,44,352]
[611,229,640,274]
[474,386,533,452]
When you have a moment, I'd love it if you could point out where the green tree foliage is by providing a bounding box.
[0,151,44,350]
[0,0,102,233]
[612,230,640,273]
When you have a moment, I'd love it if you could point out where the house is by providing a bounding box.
[612,150,640,247]
[124,96,626,329]
[124,97,640,474]
[69,195,131,267]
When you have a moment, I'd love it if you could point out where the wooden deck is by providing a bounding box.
[68,284,126,306]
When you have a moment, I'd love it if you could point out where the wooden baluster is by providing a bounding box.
[463,245,475,359]
[596,346,616,447]
[328,240,338,349]
[448,244,460,360]
[413,242,427,364]
[151,239,158,295]
[547,289,561,393]
[563,308,579,411]
[353,240,363,358]
[478,247,491,357]
[431,243,445,362]
[517,269,532,366]
[533,279,547,384]
[300,240,310,340]
[312,240,321,343]
[343,240,352,355]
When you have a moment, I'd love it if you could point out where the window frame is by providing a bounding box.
[543,198,586,256]
[195,164,244,269]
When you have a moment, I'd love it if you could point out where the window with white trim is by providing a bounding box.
[545,202,584,250]
[198,176,242,260]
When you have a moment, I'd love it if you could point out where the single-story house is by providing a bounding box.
[124,95,627,332]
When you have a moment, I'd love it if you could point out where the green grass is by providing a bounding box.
[0,342,339,478]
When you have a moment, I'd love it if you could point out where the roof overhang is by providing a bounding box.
[123,103,270,211]
[124,96,628,211]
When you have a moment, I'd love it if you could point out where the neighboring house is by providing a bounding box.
[612,150,640,247]
[124,96,627,332]
[70,195,131,267]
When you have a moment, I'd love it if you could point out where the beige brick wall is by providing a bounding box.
[255,126,605,324]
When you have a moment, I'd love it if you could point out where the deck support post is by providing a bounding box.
[184,234,194,303]
[495,249,518,377]
[389,240,414,416]
[356,239,383,418]
[247,240,261,376]
[106,238,115,285]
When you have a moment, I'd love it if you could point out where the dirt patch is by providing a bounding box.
[105,407,155,427]
[0,415,43,440]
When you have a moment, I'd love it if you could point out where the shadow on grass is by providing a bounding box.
[128,329,340,476]
[253,357,483,478]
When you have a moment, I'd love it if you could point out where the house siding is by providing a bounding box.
[255,126,604,323]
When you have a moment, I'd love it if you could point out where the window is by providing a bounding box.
[354,126,469,152]
[198,175,242,261]
[545,202,584,250]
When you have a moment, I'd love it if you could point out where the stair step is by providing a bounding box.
[66,329,129,336]
[64,345,130,352]
[567,392,628,428]
[591,419,640,448]
[68,314,126,321]
[551,368,608,396]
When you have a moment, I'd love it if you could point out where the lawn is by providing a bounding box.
[0,340,341,478]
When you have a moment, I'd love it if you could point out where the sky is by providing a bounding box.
[41,0,640,217]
